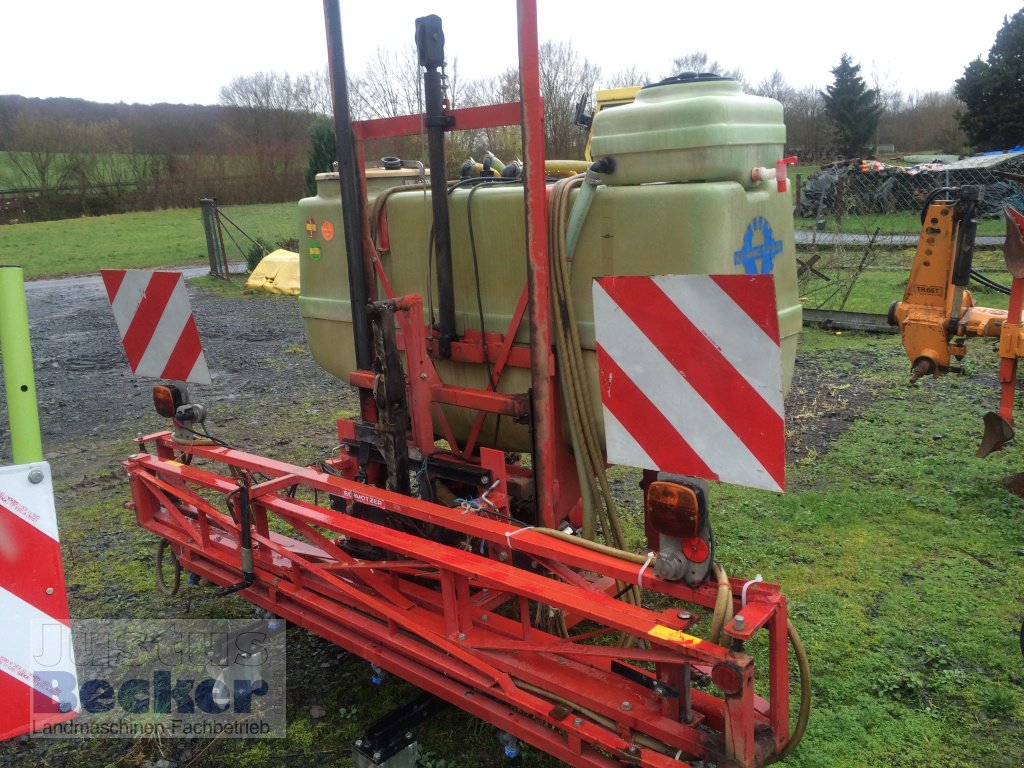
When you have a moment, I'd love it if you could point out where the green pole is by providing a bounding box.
[0,265,43,464]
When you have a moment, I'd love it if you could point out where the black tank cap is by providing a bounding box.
[642,72,733,90]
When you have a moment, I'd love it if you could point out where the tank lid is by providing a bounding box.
[643,72,734,90]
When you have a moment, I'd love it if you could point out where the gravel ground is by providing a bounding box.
[0,272,355,465]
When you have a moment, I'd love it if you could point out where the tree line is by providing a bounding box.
[2,9,1021,224]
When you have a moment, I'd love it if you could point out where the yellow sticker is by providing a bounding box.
[648,624,703,646]
[165,460,184,467]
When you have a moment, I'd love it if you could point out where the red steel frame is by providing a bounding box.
[120,1,795,765]
[126,432,791,767]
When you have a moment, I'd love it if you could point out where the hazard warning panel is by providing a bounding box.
[101,270,211,384]
[593,274,785,492]
[0,463,79,740]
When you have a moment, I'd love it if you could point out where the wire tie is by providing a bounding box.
[504,525,535,550]
[637,551,656,587]
[741,574,764,608]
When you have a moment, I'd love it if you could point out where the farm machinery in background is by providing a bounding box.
[119,2,810,766]
[887,184,1024,655]
[889,188,1024,458]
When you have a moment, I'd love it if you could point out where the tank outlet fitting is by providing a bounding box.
[751,156,798,192]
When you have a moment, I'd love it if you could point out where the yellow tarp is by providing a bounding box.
[245,249,300,295]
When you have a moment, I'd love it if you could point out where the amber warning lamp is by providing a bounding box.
[152,384,185,419]
[646,481,703,539]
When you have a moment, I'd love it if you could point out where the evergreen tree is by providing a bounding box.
[305,118,335,196]
[955,9,1024,151]
[821,54,883,158]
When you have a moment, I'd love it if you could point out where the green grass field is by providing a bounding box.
[795,213,1007,237]
[800,246,1013,314]
[0,202,298,279]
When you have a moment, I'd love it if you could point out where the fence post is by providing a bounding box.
[200,198,229,279]
[0,265,43,464]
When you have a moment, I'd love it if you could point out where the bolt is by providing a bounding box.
[573,717,583,727]
[620,701,632,711]
[628,745,640,755]
[355,740,363,748]
[373,752,381,762]
[480,475,490,485]
[28,468,44,484]
[734,614,746,631]
[405,732,413,740]
[677,611,692,621]
[58,701,71,713]
[420,372,428,380]
[457,633,466,641]
[498,551,509,562]
[480,614,489,622]
[45,587,54,595]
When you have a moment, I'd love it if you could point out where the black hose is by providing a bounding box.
[219,474,255,596]
[970,269,1012,295]
[920,187,958,223]
[155,538,181,597]
[465,182,493,388]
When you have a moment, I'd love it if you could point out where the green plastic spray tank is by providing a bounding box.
[298,74,802,452]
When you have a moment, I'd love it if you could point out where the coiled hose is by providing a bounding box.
[531,520,810,759]
[155,538,181,597]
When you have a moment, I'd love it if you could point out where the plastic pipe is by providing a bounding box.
[564,171,599,260]
[0,265,43,464]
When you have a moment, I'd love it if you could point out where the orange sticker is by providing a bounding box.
[322,221,335,241]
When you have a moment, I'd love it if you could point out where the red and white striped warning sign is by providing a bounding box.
[594,274,785,492]
[0,463,78,740]
[101,270,211,384]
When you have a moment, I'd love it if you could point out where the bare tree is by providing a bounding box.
[294,67,333,118]
[218,70,314,196]
[753,71,796,105]
[667,52,745,86]
[351,46,423,119]
[537,41,600,159]
[785,85,828,159]
[602,66,649,89]
[218,71,312,144]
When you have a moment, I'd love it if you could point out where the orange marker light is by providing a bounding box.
[152,384,184,419]
[646,481,702,539]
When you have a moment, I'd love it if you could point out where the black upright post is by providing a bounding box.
[416,14,456,359]
[323,0,373,371]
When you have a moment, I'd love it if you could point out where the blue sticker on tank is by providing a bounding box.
[733,216,782,275]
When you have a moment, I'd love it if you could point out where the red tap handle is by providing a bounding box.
[776,156,798,193]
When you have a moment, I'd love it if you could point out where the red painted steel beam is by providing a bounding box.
[130,434,784,614]
[353,102,522,141]
[126,437,788,765]
[127,464,741,765]
[516,0,559,528]
[349,370,529,417]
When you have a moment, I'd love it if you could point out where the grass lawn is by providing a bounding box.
[795,213,1008,237]
[800,245,1013,314]
[0,202,299,279]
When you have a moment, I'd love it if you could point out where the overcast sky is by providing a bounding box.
[2,1,1021,106]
